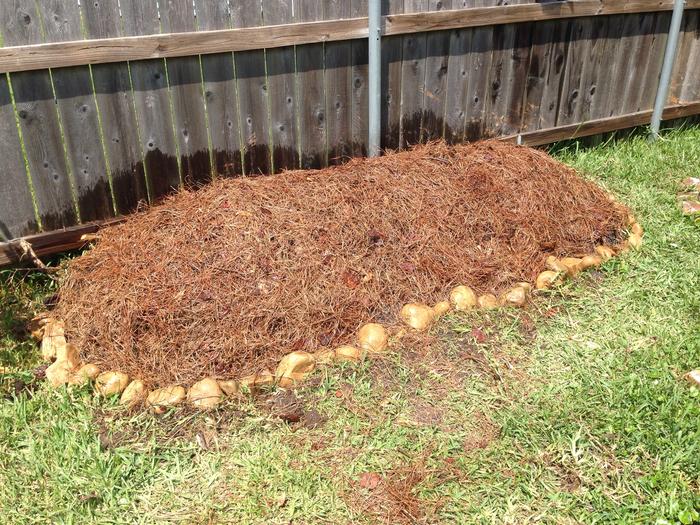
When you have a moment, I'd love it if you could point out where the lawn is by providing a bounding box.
[1,127,699,524]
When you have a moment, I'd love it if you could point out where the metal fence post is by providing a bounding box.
[650,0,686,140]
[368,0,382,157]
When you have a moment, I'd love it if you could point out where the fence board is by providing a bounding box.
[443,26,473,143]
[2,1,77,231]
[295,1,327,168]
[0,73,37,239]
[381,0,404,150]
[350,0,369,157]
[679,12,700,102]
[81,0,148,215]
[324,1,352,165]
[194,0,244,177]
[233,0,272,175]
[421,1,452,142]
[160,0,212,186]
[399,0,427,148]
[38,1,113,223]
[120,0,181,201]
[638,13,670,111]
[261,0,298,172]
[556,18,592,126]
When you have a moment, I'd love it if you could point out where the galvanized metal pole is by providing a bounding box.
[368,0,382,157]
[650,0,685,140]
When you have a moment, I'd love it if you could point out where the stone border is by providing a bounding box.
[31,218,643,412]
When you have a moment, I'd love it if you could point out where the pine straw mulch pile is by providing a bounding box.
[54,141,629,388]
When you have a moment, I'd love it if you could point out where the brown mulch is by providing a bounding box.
[54,141,629,387]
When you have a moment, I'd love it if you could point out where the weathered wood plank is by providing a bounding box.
[233,0,271,175]
[295,1,327,168]
[1,0,77,231]
[160,0,212,186]
[120,0,181,201]
[420,1,452,142]
[3,1,700,73]
[324,1,353,164]
[194,0,244,177]
[556,18,594,126]
[350,0,369,157]
[637,13,670,111]
[0,72,38,239]
[680,12,700,101]
[578,16,611,122]
[380,0,404,150]
[443,25,473,143]
[462,0,494,140]
[262,0,298,172]
[82,0,149,215]
[38,1,113,223]
[399,0,427,148]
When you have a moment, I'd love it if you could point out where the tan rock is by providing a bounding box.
[432,301,451,317]
[546,256,569,274]
[95,371,130,397]
[535,270,559,290]
[515,282,533,293]
[357,323,388,353]
[631,222,643,236]
[580,255,603,270]
[595,245,616,261]
[57,343,81,369]
[28,313,51,341]
[67,363,100,386]
[45,360,74,387]
[478,294,499,310]
[239,369,275,391]
[147,385,186,410]
[628,232,642,250]
[275,351,316,388]
[334,345,365,363]
[120,380,147,405]
[218,380,240,396]
[40,320,66,362]
[449,286,477,311]
[685,370,700,386]
[313,348,336,365]
[561,257,583,277]
[400,303,435,331]
[500,286,528,307]
[188,378,224,408]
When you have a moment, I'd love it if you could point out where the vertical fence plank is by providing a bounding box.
[443,24,472,143]
[350,0,368,157]
[537,20,571,130]
[82,0,148,215]
[381,0,404,150]
[679,13,700,102]
[556,19,593,126]
[194,0,244,177]
[421,1,452,142]
[616,14,656,116]
[120,0,181,201]
[637,13,670,112]
[670,12,700,103]
[502,21,533,135]
[294,1,326,169]
[463,0,494,141]
[261,0,298,172]
[2,0,77,231]
[160,0,212,186]
[578,17,610,123]
[399,0,427,148]
[0,72,37,239]
[324,0,353,164]
[232,0,272,175]
[38,0,113,223]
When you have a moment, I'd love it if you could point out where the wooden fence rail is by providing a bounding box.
[0,0,699,260]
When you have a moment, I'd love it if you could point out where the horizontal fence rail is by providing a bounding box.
[0,0,699,263]
[1,0,700,73]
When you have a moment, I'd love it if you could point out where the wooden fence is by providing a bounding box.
[1,0,699,263]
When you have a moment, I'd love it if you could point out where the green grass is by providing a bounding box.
[1,127,699,524]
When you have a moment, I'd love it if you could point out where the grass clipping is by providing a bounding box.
[55,141,629,387]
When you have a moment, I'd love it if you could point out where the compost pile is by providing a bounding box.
[55,141,629,387]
